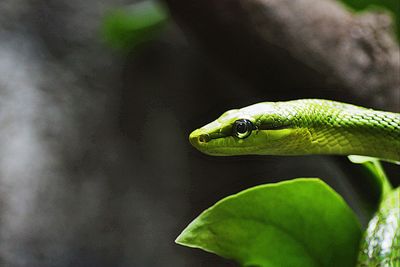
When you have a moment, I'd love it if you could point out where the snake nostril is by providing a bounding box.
[198,134,209,143]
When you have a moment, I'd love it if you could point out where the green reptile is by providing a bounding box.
[189,99,400,266]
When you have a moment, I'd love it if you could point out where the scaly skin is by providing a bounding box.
[357,187,399,267]
[189,99,400,266]
[189,99,400,162]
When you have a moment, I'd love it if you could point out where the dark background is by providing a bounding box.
[0,0,398,266]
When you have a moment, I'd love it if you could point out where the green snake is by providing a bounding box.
[189,99,399,266]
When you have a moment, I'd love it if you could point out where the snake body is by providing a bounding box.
[189,99,400,266]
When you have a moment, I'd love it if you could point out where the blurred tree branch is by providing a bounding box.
[165,0,400,111]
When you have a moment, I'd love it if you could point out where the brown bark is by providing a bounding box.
[166,0,400,111]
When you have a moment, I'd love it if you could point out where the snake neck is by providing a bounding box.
[283,100,400,162]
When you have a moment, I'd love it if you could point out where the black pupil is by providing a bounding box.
[236,121,248,133]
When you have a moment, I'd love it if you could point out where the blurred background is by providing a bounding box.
[0,0,399,266]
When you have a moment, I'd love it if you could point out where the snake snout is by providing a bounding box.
[189,130,210,148]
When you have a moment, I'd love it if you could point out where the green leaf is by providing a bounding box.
[176,178,362,267]
[102,1,169,51]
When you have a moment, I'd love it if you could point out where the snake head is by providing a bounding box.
[189,103,296,156]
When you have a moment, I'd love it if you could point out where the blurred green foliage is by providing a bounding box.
[102,1,168,51]
[338,0,399,41]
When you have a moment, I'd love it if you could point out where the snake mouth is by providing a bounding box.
[189,129,259,156]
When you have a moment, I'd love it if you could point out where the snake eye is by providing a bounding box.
[233,119,253,139]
